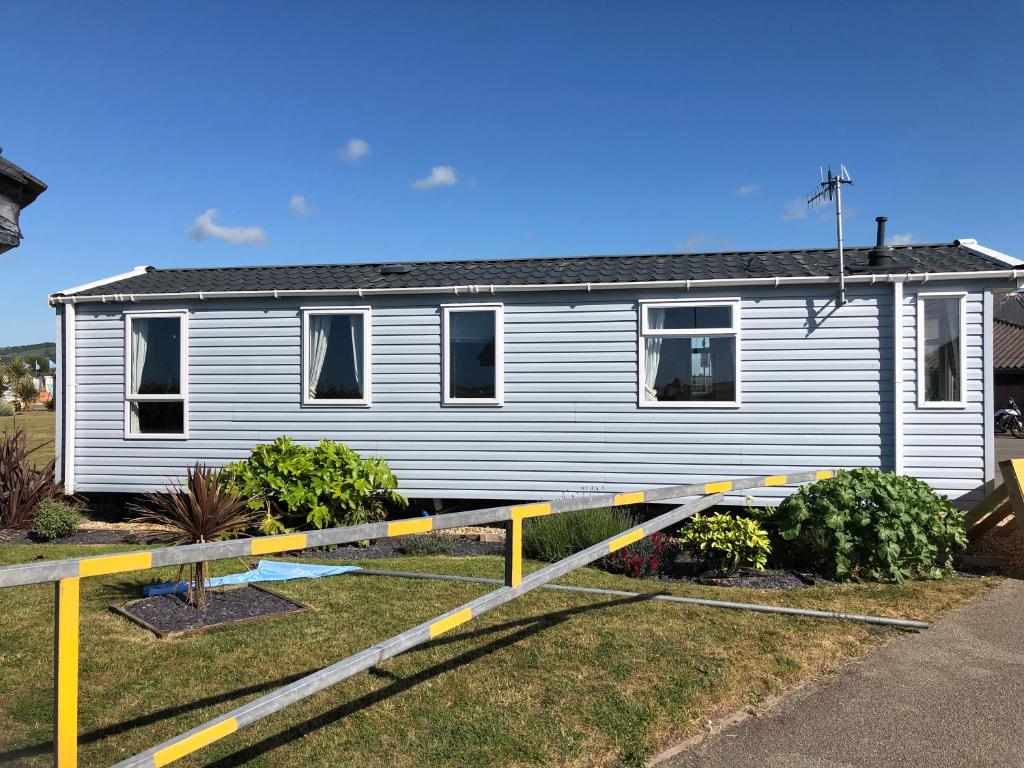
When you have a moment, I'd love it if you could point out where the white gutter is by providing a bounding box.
[54,308,64,485]
[55,265,152,297]
[893,281,904,475]
[47,268,1024,305]
[63,303,76,494]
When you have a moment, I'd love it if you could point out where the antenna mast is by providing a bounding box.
[807,165,854,306]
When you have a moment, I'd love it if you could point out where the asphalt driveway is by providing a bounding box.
[996,433,1024,483]
[662,579,1024,768]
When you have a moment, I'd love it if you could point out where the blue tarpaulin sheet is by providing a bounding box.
[142,560,362,597]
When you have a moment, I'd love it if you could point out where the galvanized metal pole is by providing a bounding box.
[347,569,929,631]
[836,178,846,306]
[0,470,834,590]
[110,494,722,768]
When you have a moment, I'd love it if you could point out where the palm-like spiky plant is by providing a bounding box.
[4,358,31,383]
[131,464,258,608]
[0,428,62,528]
[13,378,38,411]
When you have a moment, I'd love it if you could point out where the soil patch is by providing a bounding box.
[295,535,504,561]
[0,528,143,545]
[655,558,831,590]
[113,585,308,638]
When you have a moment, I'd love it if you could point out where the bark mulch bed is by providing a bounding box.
[113,585,309,638]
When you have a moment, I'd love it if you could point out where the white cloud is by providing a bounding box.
[289,194,313,216]
[335,137,371,162]
[782,198,808,221]
[736,183,760,197]
[187,209,267,246]
[888,233,914,245]
[411,165,458,190]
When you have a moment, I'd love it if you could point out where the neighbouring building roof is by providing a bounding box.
[0,154,47,252]
[994,318,1024,371]
[995,292,1024,326]
[53,241,1017,299]
[0,156,47,205]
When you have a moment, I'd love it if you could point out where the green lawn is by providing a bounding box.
[0,545,990,768]
[2,409,55,469]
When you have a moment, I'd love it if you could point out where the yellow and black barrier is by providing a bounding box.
[0,469,835,767]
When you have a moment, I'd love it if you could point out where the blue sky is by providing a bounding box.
[2,1,1022,344]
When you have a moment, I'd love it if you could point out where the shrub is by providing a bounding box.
[46,398,55,411]
[0,402,13,417]
[0,428,63,529]
[32,499,81,541]
[677,514,771,573]
[765,468,967,582]
[599,533,677,579]
[399,533,455,556]
[223,437,407,532]
[131,464,258,608]
[522,506,633,562]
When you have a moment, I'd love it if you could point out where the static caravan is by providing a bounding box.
[50,226,1022,508]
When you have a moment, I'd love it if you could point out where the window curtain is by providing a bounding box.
[130,319,149,431]
[937,299,960,400]
[709,336,736,399]
[350,317,362,394]
[308,315,331,398]
[643,309,664,400]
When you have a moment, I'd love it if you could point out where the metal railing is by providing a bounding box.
[0,469,835,768]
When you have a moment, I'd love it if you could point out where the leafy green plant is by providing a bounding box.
[399,533,456,556]
[763,468,967,582]
[223,436,407,531]
[131,464,259,608]
[599,533,677,578]
[32,499,81,541]
[0,401,14,417]
[522,506,633,562]
[0,428,63,529]
[677,514,771,573]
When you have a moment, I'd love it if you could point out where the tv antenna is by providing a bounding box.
[807,164,853,306]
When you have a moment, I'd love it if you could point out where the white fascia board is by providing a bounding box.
[51,265,153,302]
[47,267,1024,305]
[955,239,1024,268]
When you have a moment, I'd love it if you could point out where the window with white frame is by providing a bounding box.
[302,308,372,405]
[918,293,965,406]
[443,304,503,405]
[125,311,187,437]
[640,301,740,406]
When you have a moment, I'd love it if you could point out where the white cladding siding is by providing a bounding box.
[901,281,990,506]
[69,281,988,504]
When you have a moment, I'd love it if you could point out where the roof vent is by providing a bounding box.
[868,216,894,269]
[379,263,413,275]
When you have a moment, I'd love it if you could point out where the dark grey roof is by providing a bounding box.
[61,242,1012,298]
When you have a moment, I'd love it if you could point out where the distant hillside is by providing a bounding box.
[0,341,56,364]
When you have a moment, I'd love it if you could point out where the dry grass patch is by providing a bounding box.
[0,545,990,768]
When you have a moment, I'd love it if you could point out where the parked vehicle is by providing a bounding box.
[995,397,1024,438]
